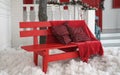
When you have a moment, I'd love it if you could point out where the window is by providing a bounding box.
[113,0,120,8]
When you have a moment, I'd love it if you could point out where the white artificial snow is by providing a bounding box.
[0,47,120,75]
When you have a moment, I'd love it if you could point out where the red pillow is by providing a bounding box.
[66,25,91,42]
[51,23,71,44]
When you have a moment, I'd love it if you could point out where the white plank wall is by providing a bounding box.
[0,0,11,49]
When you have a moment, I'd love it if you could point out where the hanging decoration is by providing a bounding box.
[63,5,68,10]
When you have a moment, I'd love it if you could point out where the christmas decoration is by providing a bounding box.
[63,5,68,10]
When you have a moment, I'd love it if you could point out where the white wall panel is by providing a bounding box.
[103,0,120,29]
[11,0,24,48]
[0,0,11,49]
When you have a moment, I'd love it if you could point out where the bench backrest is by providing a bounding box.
[20,22,52,45]
[20,20,97,45]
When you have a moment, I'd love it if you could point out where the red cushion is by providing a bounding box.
[66,25,91,42]
[51,23,71,44]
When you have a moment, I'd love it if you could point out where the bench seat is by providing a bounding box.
[21,43,77,52]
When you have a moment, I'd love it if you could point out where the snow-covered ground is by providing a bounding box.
[0,47,120,75]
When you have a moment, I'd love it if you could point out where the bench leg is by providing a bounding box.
[42,50,49,73]
[34,52,38,66]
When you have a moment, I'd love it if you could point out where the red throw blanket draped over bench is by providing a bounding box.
[47,20,104,62]
[75,41,103,62]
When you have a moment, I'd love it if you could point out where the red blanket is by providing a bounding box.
[75,41,104,62]
[47,20,104,62]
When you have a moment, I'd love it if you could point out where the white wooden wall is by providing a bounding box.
[0,0,11,49]
[103,0,120,29]
[11,0,24,48]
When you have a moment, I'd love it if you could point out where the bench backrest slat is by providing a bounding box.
[20,22,51,28]
[20,30,48,37]
[20,22,51,37]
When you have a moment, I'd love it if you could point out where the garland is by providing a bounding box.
[47,0,82,5]
[47,0,105,10]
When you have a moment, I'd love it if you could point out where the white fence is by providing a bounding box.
[23,4,88,21]
[23,4,95,35]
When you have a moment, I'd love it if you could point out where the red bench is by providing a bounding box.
[19,20,103,73]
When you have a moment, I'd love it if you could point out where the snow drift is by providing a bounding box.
[0,47,120,75]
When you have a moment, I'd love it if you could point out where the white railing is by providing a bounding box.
[23,4,95,35]
[23,4,87,21]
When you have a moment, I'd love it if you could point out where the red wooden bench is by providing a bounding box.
[19,20,103,73]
